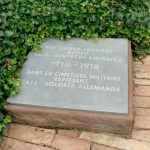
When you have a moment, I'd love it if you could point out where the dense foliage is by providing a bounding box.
[0,0,150,131]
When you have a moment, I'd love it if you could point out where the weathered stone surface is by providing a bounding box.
[135,108,150,116]
[134,86,150,97]
[51,134,91,150]
[5,104,133,135]
[0,137,54,150]
[80,132,150,150]
[92,144,119,150]
[134,116,150,129]
[58,129,80,138]
[134,96,150,108]
[8,38,130,114]
[3,123,56,146]
[132,130,150,143]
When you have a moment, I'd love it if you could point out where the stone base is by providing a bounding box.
[5,103,133,135]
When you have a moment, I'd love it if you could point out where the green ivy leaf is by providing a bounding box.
[66,34,71,39]
[0,31,4,37]
[93,33,98,39]
[3,115,12,124]
[5,30,14,37]
[25,37,33,46]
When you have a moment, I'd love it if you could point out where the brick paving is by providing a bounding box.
[1,55,150,150]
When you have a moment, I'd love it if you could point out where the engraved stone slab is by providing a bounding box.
[8,38,129,114]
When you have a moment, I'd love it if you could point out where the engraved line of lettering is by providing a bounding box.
[25,69,53,76]
[58,46,113,53]
[22,80,38,86]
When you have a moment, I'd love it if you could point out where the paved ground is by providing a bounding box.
[0,55,150,150]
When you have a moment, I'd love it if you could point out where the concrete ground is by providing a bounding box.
[0,55,150,150]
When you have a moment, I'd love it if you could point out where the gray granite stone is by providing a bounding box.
[7,38,129,114]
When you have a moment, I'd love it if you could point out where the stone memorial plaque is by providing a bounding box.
[6,38,133,134]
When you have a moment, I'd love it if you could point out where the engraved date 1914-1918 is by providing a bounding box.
[51,61,100,70]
